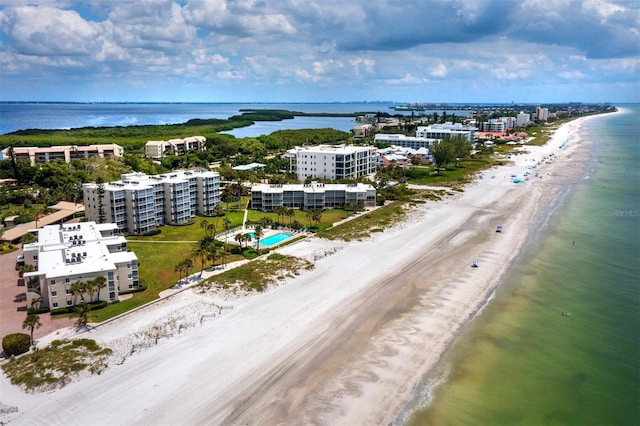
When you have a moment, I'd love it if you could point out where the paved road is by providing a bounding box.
[0,246,74,344]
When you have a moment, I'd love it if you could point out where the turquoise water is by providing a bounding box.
[259,233,294,247]
[405,106,640,425]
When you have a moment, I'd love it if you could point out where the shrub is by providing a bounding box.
[27,307,50,315]
[118,286,147,295]
[88,301,107,311]
[2,333,31,356]
[142,229,161,237]
[242,248,261,260]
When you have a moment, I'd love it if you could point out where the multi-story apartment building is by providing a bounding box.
[352,124,374,139]
[479,117,516,133]
[285,144,377,182]
[251,182,376,211]
[82,170,220,234]
[23,222,139,310]
[516,111,531,127]
[374,134,437,149]
[145,136,206,159]
[2,144,124,166]
[535,107,550,122]
[416,122,477,142]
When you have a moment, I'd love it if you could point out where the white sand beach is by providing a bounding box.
[0,113,611,425]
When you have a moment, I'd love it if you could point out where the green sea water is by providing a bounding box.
[403,106,640,425]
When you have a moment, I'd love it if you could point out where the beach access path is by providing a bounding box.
[0,112,607,425]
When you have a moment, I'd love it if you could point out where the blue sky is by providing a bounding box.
[0,0,638,103]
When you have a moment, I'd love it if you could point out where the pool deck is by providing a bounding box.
[221,226,305,249]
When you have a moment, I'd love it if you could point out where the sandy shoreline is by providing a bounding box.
[0,112,614,425]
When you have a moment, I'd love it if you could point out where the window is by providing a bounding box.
[50,279,55,285]
[66,300,73,306]
[51,291,57,297]
[65,278,70,283]
[66,289,71,295]
[52,302,58,308]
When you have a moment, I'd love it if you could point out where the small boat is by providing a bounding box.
[496,225,503,233]
[471,259,480,268]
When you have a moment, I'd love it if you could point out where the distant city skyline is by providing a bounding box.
[0,1,638,104]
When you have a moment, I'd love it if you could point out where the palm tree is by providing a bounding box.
[183,258,194,280]
[222,217,232,240]
[207,245,219,270]
[93,276,107,302]
[311,209,323,224]
[29,296,43,312]
[254,225,263,249]
[75,302,90,328]
[235,233,244,248]
[69,280,89,304]
[22,313,42,348]
[174,262,184,284]
[194,240,209,277]
[222,218,231,267]
[305,209,314,225]
[286,208,295,224]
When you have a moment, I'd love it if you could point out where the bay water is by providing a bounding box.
[404,106,640,425]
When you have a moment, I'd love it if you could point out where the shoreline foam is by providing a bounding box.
[0,111,619,425]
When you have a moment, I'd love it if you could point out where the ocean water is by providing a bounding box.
[0,102,473,135]
[404,106,640,425]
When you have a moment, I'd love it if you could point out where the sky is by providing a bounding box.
[0,0,638,103]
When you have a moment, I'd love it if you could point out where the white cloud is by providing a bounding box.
[0,0,637,102]
[3,6,98,56]
[430,63,448,78]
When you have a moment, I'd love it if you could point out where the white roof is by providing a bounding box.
[23,222,136,280]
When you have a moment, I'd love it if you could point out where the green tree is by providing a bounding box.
[254,225,264,249]
[93,276,107,302]
[22,313,42,348]
[75,302,90,328]
[286,208,295,224]
[430,140,455,173]
[311,209,323,224]
[70,280,90,304]
[194,238,211,277]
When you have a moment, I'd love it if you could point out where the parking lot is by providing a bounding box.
[0,247,74,345]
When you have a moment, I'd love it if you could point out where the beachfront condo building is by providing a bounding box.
[251,182,376,211]
[516,111,531,127]
[285,144,377,182]
[536,107,550,122]
[2,144,124,166]
[374,134,437,149]
[415,122,477,142]
[82,170,220,234]
[23,222,139,311]
[145,136,206,159]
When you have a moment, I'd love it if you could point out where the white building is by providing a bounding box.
[23,222,139,310]
[145,136,206,159]
[415,122,477,142]
[516,111,531,127]
[251,182,376,211]
[82,170,220,234]
[3,144,124,166]
[285,144,377,182]
[374,134,437,149]
[479,117,516,133]
[536,107,549,122]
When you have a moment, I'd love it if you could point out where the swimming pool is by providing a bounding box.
[258,232,294,247]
